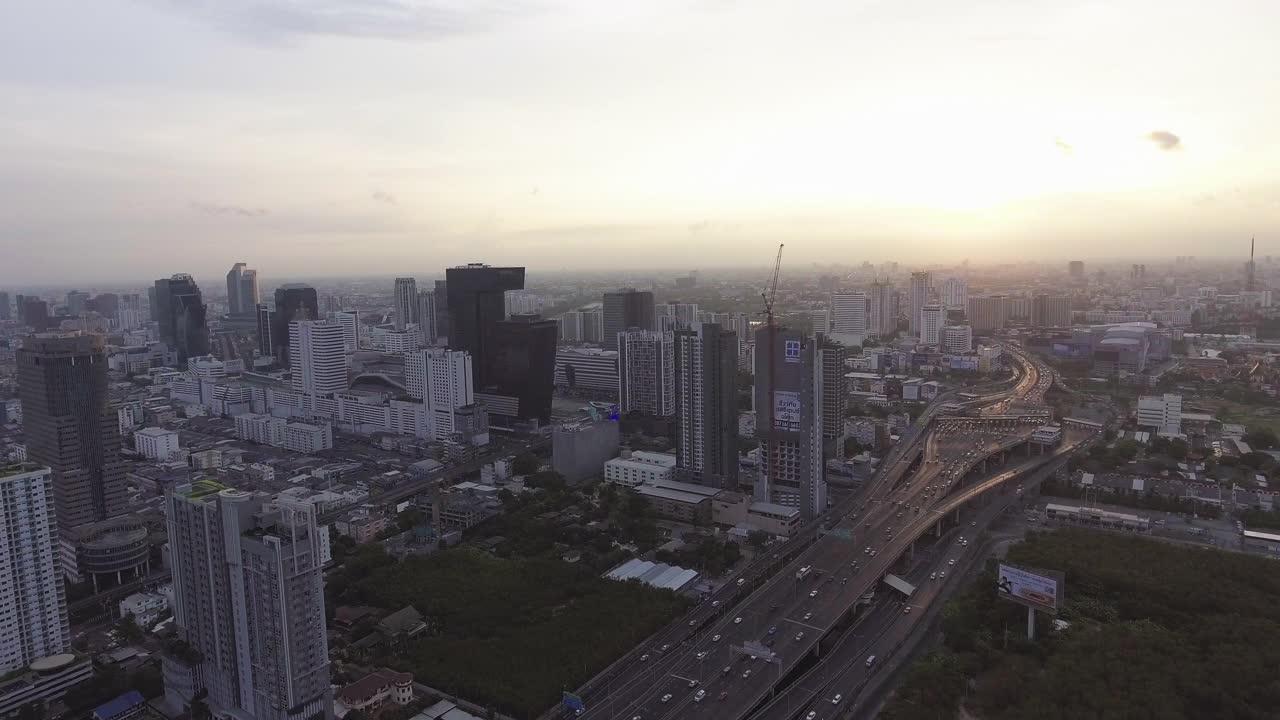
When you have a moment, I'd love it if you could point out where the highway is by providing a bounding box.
[586,348,1069,720]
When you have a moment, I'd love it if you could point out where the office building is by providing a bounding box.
[1005,295,1030,322]
[1137,394,1182,436]
[942,325,974,354]
[134,427,180,461]
[920,304,945,346]
[417,290,437,345]
[552,419,621,485]
[256,304,275,357]
[602,289,655,351]
[554,347,619,399]
[225,263,260,316]
[618,329,675,417]
[482,314,558,425]
[406,348,474,441]
[164,485,332,720]
[445,264,525,390]
[753,328,825,520]
[1069,260,1085,279]
[393,277,417,331]
[335,310,360,354]
[21,298,49,331]
[65,291,89,316]
[17,334,128,532]
[828,292,869,335]
[967,295,1006,333]
[153,275,209,362]
[283,421,333,454]
[0,464,70,675]
[432,280,449,342]
[271,284,319,366]
[909,271,932,336]
[867,281,895,337]
[940,277,968,309]
[656,302,699,332]
[0,291,9,320]
[1032,294,1071,327]
[674,323,739,489]
[290,320,348,394]
[383,329,421,355]
[604,452,677,487]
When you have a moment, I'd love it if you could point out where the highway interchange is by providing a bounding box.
[577,347,1093,720]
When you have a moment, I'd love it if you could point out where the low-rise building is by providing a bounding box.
[336,669,414,716]
[134,427,179,461]
[118,591,169,628]
[603,451,677,487]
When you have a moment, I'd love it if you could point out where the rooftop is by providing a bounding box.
[0,463,46,480]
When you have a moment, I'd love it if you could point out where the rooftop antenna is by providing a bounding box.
[1247,236,1256,291]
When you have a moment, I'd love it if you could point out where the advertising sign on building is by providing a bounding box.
[784,339,801,363]
[773,391,801,431]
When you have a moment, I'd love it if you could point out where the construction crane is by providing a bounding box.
[760,243,784,494]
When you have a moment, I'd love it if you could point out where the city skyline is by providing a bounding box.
[3,1,1279,283]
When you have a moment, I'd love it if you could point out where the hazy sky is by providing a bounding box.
[2,0,1278,284]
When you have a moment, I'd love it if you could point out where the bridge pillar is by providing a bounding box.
[936,520,943,537]
[908,541,914,561]
[955,508,961,523]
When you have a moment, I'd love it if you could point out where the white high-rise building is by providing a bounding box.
[335,310,360,353]
[941,325,973,354]
[828,292,869,335]
[909,271,932,336]
[406,348,474,441]
[920,304,945,346]
[417,290,437,345]
[164,486,332,720]
[135,427,180,461]
[290,320,348,394]
[867,281,895,337]
[384,329,421,355]
[617,329,675,417]
[940,277,968,310]
[0,464,69,674]
[393,277,417,331]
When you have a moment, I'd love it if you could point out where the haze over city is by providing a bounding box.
[4,0,1280,283]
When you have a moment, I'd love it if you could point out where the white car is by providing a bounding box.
[939,571,947,578]
[948,559,956,566]
[640,653,649,661]
[712,634,721,642]
[696,651,707,661]
[742,669,752,679]
[795,631,805,641]
[661,694,672,704]
[737,578,746,586]
[687,679,699,689]
[734,617,743,624]
[929,572,936,580]
[832,694,843,705]
[694,690,706,703]
[803,612,812,621]
[904,606,912,614]
[809,590,819,598]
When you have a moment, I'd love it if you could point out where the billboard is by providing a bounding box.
[773,391,801,431]
[996,563,1063,614]
[784,339,802,363]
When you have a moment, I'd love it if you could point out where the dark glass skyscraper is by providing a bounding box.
[445,264,526,389]
[17,334,128,530]
[487,314,558,424]
[271,284,319,366]
[603,288,656,351]
[154,274,209,362]
[0,291,10,320]
[674,323,739,489]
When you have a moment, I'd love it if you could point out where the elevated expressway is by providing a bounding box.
[585,348,1088,720]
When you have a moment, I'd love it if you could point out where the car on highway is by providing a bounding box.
[722,665,732,674]
[863,546,871,554]
[696,651,707,661]
[939,571,947,578]
[832,694,843,704]
[694,690,706,703]
[904,606,912,614]
[742,669,752,679]
[949,559,956,566]
[711,600,721,607]
[661,694,672,703]
[809,589,818,598]
[795,631,805,641]
[806,712,817,720]
[689,619,697,626]
[734,617,743,624]
[929,572,936,580]
[660,644,670,652]
[768,626,777,635]
[640,653,649,661]
[688,679,699,688]
[737,578,746,586]
[803,612,812,620]
[712,634,721,642]
[870,550,877,557]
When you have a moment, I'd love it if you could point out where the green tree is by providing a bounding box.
[747,530,770,549]
[512,453,540,475]
[1244,427,1279,450]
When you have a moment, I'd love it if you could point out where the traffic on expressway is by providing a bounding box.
[580,348,1072,720]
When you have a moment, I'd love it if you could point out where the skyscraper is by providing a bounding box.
[656,302,699,332]
[942,325,974,354]
[154,274,210,362]
[335,310,360,354]
[21,298,49,332]
[485,314,559,425]
[602,289,656,351]
[0,291,9,320]
[867,281,895,338]
[445,264,525,390]
[828,292,869,335]
[290,320,348,394]
[65,290,89,316]
[271,284,319,366]
[225,262,260,316]
[920,304,945,346]
[753,328,824,520]
[617,329,675,417]
[406,348,474,441]
[815,335,847,443]
[256,303,275,357]
[0,463,70,674]
[909,271,932,336]
[967,296,1006,333]
[17,334,128,532]
[393,277,418,331]
[940,277,968,309]
[674,323,739,489]
[433,280,450,342]
[1068,260,1085,280]
[164,486,332,720]
[417,290,437,345]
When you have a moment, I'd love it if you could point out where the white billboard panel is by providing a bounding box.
[773,391,801,432]
[996,563,1062,614]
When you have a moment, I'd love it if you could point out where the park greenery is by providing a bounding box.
[343,546,691,718]
[881,529,1280,720]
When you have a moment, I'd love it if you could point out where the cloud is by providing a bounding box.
[1146,130,1182,151]
[372,190,397,205]
[1054,138,1073,156]
[190,201,267,217]
[160,0,531,42]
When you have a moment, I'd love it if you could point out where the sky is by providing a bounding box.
[2,0,1278,284]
